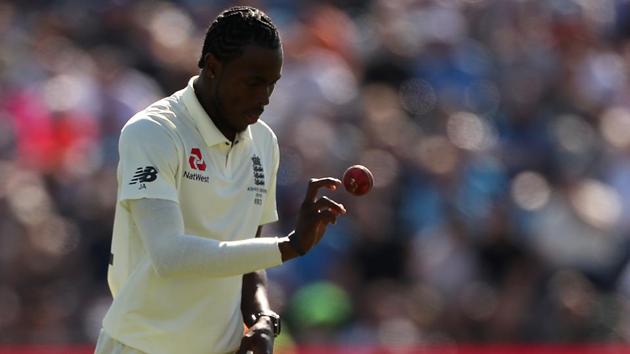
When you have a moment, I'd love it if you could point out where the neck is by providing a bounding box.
[193,75,236,141]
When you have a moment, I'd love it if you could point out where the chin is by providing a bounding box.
[233,124,249,133]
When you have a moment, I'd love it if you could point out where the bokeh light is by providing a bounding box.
[148,4,194,48]
[553,114,596,154]
[416,136,459,175]
[511,171,551,211]
[399,79,438,115]
[600,106,630,149]
[446,111,494,151]
[569,179,622,230]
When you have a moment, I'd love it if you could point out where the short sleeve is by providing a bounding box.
[259,136,279,225]
[117,118,179,203]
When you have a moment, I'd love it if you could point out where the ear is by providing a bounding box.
[202,53,221,79]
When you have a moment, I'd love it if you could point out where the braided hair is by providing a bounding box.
[197,6,280,67]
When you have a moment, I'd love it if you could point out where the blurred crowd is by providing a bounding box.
[3,0,630,349]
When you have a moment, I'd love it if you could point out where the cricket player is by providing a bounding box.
[95,6,346,354]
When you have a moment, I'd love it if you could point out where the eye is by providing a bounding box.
[246,79,264,88]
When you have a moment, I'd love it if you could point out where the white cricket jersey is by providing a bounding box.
[102,76,280,354]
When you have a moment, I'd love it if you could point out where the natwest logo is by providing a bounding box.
[188,148,206,171]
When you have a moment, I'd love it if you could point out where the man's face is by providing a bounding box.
[212,45,283,133]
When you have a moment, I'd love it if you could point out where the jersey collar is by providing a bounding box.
[182,76,252,146]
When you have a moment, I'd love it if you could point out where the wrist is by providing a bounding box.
[288,231,306,256]
[251,311,281,337]
[279,240,295,262]
[278,232,303,262]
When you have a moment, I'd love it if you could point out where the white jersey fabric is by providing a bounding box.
[102,76,281,354]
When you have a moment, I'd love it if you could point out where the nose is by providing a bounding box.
[257,84,274,106]
[259,92,270,106]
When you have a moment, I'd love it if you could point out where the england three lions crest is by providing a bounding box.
[251,155,265,186]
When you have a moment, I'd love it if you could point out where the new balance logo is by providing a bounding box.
[129,166,158,185]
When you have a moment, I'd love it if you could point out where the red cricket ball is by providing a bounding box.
[342,165,374,196]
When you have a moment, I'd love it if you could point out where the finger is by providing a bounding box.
[313,196,346,214]
[240,334,268,354]
[236,338,251,354]
[318,209,338,225]
[304,177,342,203]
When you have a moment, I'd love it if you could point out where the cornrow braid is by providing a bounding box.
[197,6,280,67]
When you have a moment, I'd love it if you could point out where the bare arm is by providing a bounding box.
[241,227,273,326]
[239,227,276,353]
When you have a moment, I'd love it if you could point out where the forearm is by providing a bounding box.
[241,270,272,326]
[130,198,286,278]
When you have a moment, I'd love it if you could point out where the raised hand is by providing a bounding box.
[288,178,346,256]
